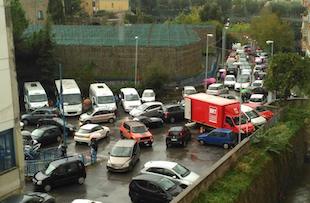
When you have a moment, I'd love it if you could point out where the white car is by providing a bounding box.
[72,200,102,203]
[129,102,163,118]
[140,161,200,188]
[206,83,228,96]
[141,89,155,103]
[74,124,110,144]
[249,94,266,105]
[224,75,236,88]
[251,80,264,88]
[183,86,197,97]
[241,105,266,128]
[234,75,251,91]
[120,88,141,113]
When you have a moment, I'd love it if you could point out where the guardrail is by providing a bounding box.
[172,110,282,203]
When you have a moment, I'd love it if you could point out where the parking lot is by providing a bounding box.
[24,106,227,202]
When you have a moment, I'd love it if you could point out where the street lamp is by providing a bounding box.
[221,22,230,68]
[205,33,213,89]
[134,36,139,87]
[266,40,274,57]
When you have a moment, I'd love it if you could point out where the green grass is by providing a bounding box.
[194,102,310,203]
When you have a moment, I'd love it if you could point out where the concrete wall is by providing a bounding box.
[20,0,48,24]
[0,0,24,200]
[96,0,129,12]
[172,137,251,203]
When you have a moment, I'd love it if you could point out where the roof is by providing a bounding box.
[24,24,215,47]
[241,104,254,112]
[212,128,232,133]
[124,121,145,127]
[55,79,81,94]
[250,94,264,99]
[120,88,138,94]
[184,86,196,90]
[24,82,46,93]
[114,139,136,147]
[168,126,184,132]
[50,156,82,166]
[80,123,99,130]
[90,83,113,95]
[132,174,169,183]
[144,161,178,170]
[186,93,239,106]
[142,101,163,106]
[36,125,58,131]
[209,83,223,87]
[143,89,154,93]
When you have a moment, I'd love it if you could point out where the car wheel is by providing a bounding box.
[108,118,115,123]
[78,177,85,185]
[199,140,204,145]
[120,132,124,139]
[223,144,229,149]
[170,117,175,123]
[22,119,29,126]
[44,184,51,192]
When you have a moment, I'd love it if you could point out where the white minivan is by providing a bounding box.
[24,82,48,111]
[119,88,141,113]
[241,104,266,128]
[89,83,117,111]
[55,79,82,116]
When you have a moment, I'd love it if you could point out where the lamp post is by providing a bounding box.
[238,67,242,144]
[134,36,139,87]
[59,64,67,156]
[266,40,274,57]
[205,34,213,89]
[221,21,230,68]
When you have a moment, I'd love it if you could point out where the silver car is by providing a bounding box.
[206,83,229,96]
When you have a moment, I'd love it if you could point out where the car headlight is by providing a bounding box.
[240,130,245,134]
[107,159,112,166]
[69,127,73,131]
[37,180,42,185]
[122,161,130,167]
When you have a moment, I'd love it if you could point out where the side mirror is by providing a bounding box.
[172,175,177,179]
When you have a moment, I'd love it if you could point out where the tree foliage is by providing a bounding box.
[249,9,294,53]
[265,53,310,99]
[64,0,81,16]
[167,7,202,24]
[199,1,223,22]
[10,0,28,42]
[48,0,65,24]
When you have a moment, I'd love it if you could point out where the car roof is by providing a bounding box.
[164,104,181,108]
[225,75,235,78]
[50,156,82,167]
[142,101,162,106]
[241,104,254,112]
[144,161,178,170]
[253,80,263,83]
[250,94,264,99]
[143,89,154,93]
[80,124,99,130]
[37,125,59,131]
[114,139,136,147]
[120,88,138,94]
[209,83,223,87]
[124,121,145,127]
[212,128,232,133]
[168,126,184,132]
[132,174,172,184]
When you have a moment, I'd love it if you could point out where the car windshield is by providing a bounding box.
[245,110,260,119]
[250,97,263,102]
[225,77,235,81]
[125,94,139,101]
[97,95,115,104]
[63,94,81,105]
[252,82,261,87]
[29,94,47,102]
[143,92,155,97]
[132,126,147,133]
[78,128,91,134]
[44,163,56,175]
[110,146,132,157]
[184,89,196,95]
[158,178,176,191]
[136,103,148,110]
[208,86,219,90]
[233,114,248,125]
[31,129,44,139]
[237,77,249,83]
[172,164,190,178]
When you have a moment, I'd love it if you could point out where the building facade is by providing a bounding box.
[20,0,48,24]
[0,0,25,200]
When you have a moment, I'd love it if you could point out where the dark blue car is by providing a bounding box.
[197,128,237,149]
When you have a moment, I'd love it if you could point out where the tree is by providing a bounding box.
[10,0,28,43]
[168,7,202,24]
[249,9,294,53]
[199,1,224,22]
[265,53,310,99]
[64,0,81,16]
[48,0,65,24]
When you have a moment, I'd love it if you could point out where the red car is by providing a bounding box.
[119,121,153,146]
[243,103,273,120]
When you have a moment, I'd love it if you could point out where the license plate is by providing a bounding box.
[144,141,148,144]
[171,138,177,141]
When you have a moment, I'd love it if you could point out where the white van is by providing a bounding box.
[241,105,266,128]
[55,79,82,116]
[119,88,141,113]
[89,83,117,111]
[24,82,48,111]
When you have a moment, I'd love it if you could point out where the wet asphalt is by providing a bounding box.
[24,108,227,203]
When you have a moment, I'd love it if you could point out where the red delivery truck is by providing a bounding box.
[184,93,254,135]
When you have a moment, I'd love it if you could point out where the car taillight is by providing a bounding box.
[164,112,169,118]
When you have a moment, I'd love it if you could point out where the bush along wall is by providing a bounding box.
[194,102,310,203]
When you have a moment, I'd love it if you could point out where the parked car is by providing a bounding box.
[129,102,163,118]
[79,107,116,125]
[141,89,156,103]
[241,105,267,128]
[32,156,86,192]
[21,130,33,145]
[206,83,229,96]
[129,174,183,203]
[197,128,237,149]
[21,107,59,126]
[106,140,140,172]
[37,117,76,136]
[119,88,141,113]
[140,161,199,189]
[249,80,264,89]
[234,74,251,91]
[166,126,191,148]
[224,75,236,88]
[74,124,110,144]
[119,121,153,146]
[182,86,197,97]
[2,192,55,203]
[162,104,185,123]
[249,94,267,105]
[252,105,274,120]
[133,116,164,128]
[31,126,62,146]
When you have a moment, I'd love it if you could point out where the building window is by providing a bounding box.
[37,10,44,20]
[0,129,16,173]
